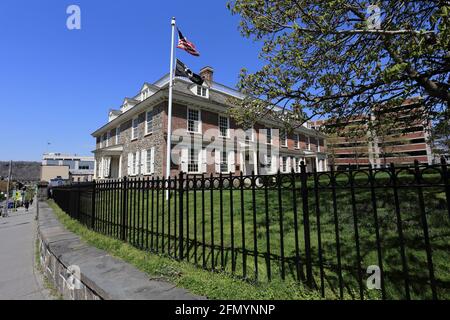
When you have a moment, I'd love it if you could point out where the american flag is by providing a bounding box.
[177,28,200,57]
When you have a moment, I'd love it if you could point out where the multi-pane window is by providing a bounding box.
[220,151,228,173]
[116,127,120,144]
[281,156,288,173]
[145,110,153,135]
[106,131,111,147]
[132,151,139,175]
[294,134,300,149]
[146,149,153,174]
[188,109,200,133]
[132,117,139,140]
[196,86,207,97]
[218,115,229,137]
[266,129,272,144]
[188,148,199,173]
[103,133,108,148]
[280,129,287,147]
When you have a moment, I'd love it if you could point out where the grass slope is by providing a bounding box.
[47,199,324,300]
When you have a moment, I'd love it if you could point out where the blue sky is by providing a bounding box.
[0,0,262,161]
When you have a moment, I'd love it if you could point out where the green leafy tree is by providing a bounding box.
[429,111,450,157]
[227,0,450,126]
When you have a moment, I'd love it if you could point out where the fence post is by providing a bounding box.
[77,183,81,221]
[300,161,313,287]
[414,160,437,299]
[121,177,128,241]
[91,180,96,230]
[290,168,301,283]
[441,156,450,222]
[178,171,184,260]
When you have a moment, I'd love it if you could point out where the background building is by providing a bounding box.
[309,99,433,169]
[41,153,95,182]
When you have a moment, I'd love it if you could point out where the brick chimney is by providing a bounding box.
[199,66,214,85]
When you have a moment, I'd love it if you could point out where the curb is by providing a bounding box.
[37,201,205,300]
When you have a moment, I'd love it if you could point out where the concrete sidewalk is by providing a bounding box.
[38,201,204,300]
[0,205,52,300]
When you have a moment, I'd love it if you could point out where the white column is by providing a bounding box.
[118,155,122,178]
[93,159,97,179]
[253,150,258,174]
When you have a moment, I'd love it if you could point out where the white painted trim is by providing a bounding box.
[131,116,139,140]
[218,114,230,138]
[187,107,202,134]
[145,108,153,135]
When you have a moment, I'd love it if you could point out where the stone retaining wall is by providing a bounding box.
[37,201,204,300]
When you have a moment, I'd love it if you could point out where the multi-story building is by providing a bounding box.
[309,99,433,169]
[92,67,328,179]
[41,153,95,182]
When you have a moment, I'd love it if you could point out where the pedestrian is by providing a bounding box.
[30,198,33,206]
[24,200,29,212]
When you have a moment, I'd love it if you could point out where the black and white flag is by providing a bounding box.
[175,59,204,85]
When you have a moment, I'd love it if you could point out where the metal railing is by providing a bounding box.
[51,158,450,300]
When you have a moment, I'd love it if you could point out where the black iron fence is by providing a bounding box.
[51,159,450,300]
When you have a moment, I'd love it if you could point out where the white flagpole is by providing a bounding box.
[165,17,176,199]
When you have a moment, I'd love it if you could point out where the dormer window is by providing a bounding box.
[196,86,208,97]
[141,89,149,101]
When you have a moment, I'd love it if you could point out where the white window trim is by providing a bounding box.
[218,115,230,138]
[131,117,139,140]
[106,131,110,147]
[307,136,311,151]
[187,108,202,134]
[280,129,288,147]
[130,151,140,176]
[141,89,149,101]
[187,147,202,174]
[217,150,231,173]
[142,147,155,175]
[145,109,153,135]
[195,85,209,98]
[294,134,300,149]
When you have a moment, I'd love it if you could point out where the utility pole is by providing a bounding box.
[5,160,12,217]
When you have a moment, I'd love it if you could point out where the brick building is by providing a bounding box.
[92,67,328,179]
[308,99,433,169]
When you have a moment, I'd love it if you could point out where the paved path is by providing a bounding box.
[0,204,52,300]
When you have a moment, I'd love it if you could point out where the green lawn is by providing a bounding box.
[64,170,450,300]
[48,199,324,300]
